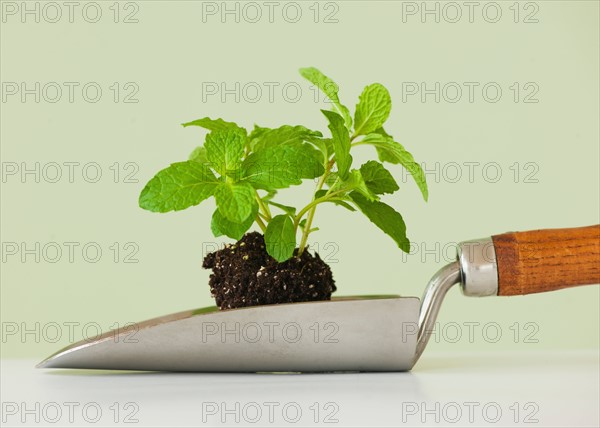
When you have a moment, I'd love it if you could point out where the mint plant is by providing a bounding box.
[139,67,428,262]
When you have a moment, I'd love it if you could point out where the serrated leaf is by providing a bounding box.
[214,181,256,223]
[205,129,246,177]
[353,84,392,137]
[299,67,352,129]
[321,110,352,180]
[267,200,296,215]
[360,131,428,201]
[359,160,399,195]
[242,142,324,190]
[375,141,427,199]
[350,192,410,253]
[314,190,356,212]
[211,204,257,240]
[182,117,246,135]
[189,146,209,163]
[249,125,323,152]
[264,214,296,262]
[139,161,218,213]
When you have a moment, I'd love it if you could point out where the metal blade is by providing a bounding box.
[37,296,420,372]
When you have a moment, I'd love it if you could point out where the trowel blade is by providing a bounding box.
[37,296,420,372]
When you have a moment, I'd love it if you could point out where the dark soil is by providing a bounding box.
[202,232,336,310]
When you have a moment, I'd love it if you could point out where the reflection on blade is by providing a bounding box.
[37,296,420,372]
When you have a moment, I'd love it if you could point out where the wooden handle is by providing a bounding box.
[492,225,600,296]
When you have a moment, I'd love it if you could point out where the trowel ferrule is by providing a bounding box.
[457,238,499,297]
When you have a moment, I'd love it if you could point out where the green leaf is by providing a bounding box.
[214,181,257,223]
[299,67,352,129]
[359,160,399,195]
[353,84,392,137]
[247,125,269,150]
[204,129,246,177]
[139,161,218,213]
[264,214,296,262]
[261,190,277,202]
[343,169,378,201]
[321,169,376,202]
[249,124,269,138]
[242,142,324,190]
[211,204,257,240]
[182,117,246,135]
[249,125,323,152]
[360,131,428,201]
[350,192,410,252]
[314,190,356,212]
[321,110,352,180]
[267,200,296,215]
[189,146,209,163]
[309,137,334,161]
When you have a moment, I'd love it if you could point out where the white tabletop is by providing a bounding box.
[2,351,598,427]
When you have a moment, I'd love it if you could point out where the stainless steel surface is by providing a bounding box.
[458,237,499,297]
[414,261,462,363]
[37,296,421,372]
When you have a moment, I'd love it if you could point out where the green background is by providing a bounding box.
[1,1,598,358]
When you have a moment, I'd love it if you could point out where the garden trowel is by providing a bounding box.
[37,225,599,372]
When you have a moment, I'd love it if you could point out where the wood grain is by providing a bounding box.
[492,225,600,296]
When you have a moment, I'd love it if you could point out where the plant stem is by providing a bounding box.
[296,159,335,257]
[294,189,346,226]
[297,206,316,256]
[255,215,267,232]
[325,176,340,196]
[255,190,272,221]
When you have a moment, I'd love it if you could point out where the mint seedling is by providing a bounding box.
[139,67,428,309]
